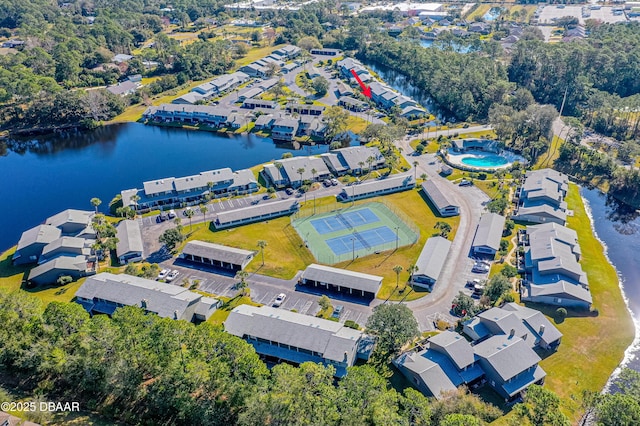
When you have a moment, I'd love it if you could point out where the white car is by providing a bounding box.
[168,209,177,219]
[273,293,286,307]
[166,270,180,282]
[157,269,170,280]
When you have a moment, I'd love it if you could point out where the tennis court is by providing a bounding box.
[325,226,397,255]
[291,202,419,264]
[310,208,380,235]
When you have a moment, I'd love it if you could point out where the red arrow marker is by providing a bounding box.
[350,69,371,99]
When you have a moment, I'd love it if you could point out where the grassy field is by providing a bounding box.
[182,189,458,301]
[207,294,262,326]
[493,184,635,424]
[466,4,492,20]
[534,134,564,170]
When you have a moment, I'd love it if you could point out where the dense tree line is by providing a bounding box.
[0,289,512,425]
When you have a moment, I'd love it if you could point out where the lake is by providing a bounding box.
[581,187,640,374]
[0,123,345,251]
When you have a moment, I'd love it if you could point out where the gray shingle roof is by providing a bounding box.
[414,236,451,282]
[116,220,143,258]
[501,303,563,347]
[473,334,541,381]
[528,281,592,304]
[347,175,415,197]
[75,272,211,320]
[16,225,62,251]
[428,330,475,369]
[224,305,363,365]
[28,255,88,281]
[478,307,532,344]
[302,264,382,294]
[215,199,299,225]
[41,236,92,259]
[183,240,254,266]
[45,209,93,229]
[332,146,383,170]
[472,213,505,252]
[394,352,457,398]
[421,180,458,212]
[276,156,331,182]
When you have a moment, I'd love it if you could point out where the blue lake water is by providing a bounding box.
[0,123,347,251]
[419,39,472,54]
[483,7,504,21]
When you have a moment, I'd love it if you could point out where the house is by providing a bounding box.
[469,22,491,34]
[307,66,322,79]
[501,303,562,350]
[39,236,93,263]
[299,264,382,299]
[242,99,277,110]
[28,255,95,286]
[115,220,144,264]
[286,103,325,116]
[471,213,506,256]
[12,225,62,265]
[224,305,370,377]
[440,165,453,176]
[474,334,546,400]
[213,199,299,230]
[127,74,142,83]
[254,113,277,130]
[271,117,299,141]
[172,92,205,105]
[120,167,258,211]
[513,168,569,226]
[412,236,451,290]
[112,53,133,63]
[298,115,326,137]
[143,104,230,127]
[322,146,384,175]
[45,209,94,235]
[1,39,25,48]
[106,80,139,96]
[75,272,220,322]
[281,63,299,74]
[181,240,254,272]
[421,180,459,217]
[451,138,497,152]
[310,48,342,56]
[262,156,331,187]
[338,175,415,202]
[338,95,368,112]
[394,331,484,399]
[336,82,355,97]
[520,222,592,309]
[272,45,301,59]
[258,78,279,91]
[241,62,268,78]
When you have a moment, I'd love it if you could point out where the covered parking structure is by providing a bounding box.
[181,240,255,272]
[213,199,299,229]
[299,263,382,299]
[412,236,451,290]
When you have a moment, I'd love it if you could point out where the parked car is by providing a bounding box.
[323,179,332,187]
[156,214,167,223]
[332,305,344,319]
[285,188,294,195]
[273,293,287,307]
[331,178,339,186]
[157,269,170,280]
[166,270,180,282]
[168,209,177,219]
[459,179,473,187]
[472,263,490,273]
[183,207,193,216]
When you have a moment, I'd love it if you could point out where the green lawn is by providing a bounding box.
[534,134,564,170]
[183,189,458,301]
[207,294,261,326]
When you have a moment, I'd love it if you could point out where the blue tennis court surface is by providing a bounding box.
[325,226,397,255]
[310,208,380,235]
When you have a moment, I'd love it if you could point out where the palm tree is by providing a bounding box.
[206,181,214,201]
[184,208,195,231]
[90,197,102,213]
[407,264,418,290]
[358,161,365,175]
[235,270,250,296]
[199,204,208,223]
[130,194,141,217]
[297,167,305,188]
[311,168,317,182]
[367,155,375,172]
[413,161,419,181]
[257,240,267,266]
[393,265,404,289]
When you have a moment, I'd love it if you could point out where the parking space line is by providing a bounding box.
[299,301,313,315]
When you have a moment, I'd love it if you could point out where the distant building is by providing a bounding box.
[285,103,325,116]
[75,272,220,322]
[263,156,331,188]
[272,117,299,141]
[338,95,368,112]
[412,236,451,290]
[421,180,459,217]
[321,146,384,176]
[299,264,382,299]
[106,80,139,96]
[225,305,371,377]
[310,48,342,56]
[471,213,506,256]
[115,220,144,264]
[45,209,94,235]
[112,53,133,63]
[181,240,254,272]
[39,236,93,264]
[172,92,205,105]
[28,255,95,286]
[513,169,568,225]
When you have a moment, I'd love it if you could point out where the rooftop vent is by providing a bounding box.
[509,328,515,339]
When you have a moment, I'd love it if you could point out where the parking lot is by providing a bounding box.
[536,5,628,25]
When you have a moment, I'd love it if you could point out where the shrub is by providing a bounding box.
[556,308,568,320]
[344,320,360,329]
[56,275,73,286]
[502,293,515,303]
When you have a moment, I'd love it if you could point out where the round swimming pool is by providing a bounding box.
[461,154,509,168]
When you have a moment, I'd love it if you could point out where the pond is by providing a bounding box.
[0,123,350,251]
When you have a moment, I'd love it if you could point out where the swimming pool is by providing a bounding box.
[461,154,509,168]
